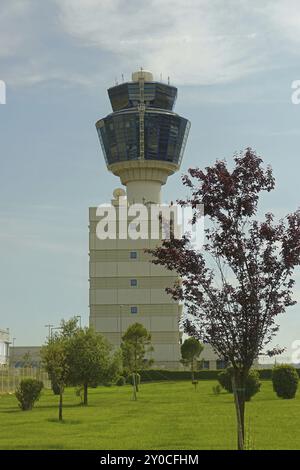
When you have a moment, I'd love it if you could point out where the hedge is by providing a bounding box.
[137,368,300,382]
[139,369,226,382]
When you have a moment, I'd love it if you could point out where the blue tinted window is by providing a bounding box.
[131,306,138,314]
[130,279,137,287]
[97,111,190,166]
[130,251,137,259]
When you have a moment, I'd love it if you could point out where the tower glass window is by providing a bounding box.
[130,279,138,287]
[96,78,190,166]
[130,251,137,259]
[130,306,138,314]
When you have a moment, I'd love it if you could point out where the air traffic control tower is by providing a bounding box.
[89,70,190,368]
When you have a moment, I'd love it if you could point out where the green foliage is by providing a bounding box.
[181,337,204,381]
[66,328,111,386]
[65,327,121,404]
[218,368,261,401]
[60,317,80,338]
[121,323,154,374]
[15,378,43,411]
[140,369,221,381]
[115,376,126,386]
[41,336,69,394]
[244,370,261,401]
[41,330,71,420]
[272,364,299,399]
[121,323,153,400]
[218,369,233,393]
[50,376,60,395]
[181,338,203,364]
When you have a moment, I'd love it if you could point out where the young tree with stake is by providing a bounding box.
[147,149,300,450]
[41,335,69,421]
[121,323,153,400]
[66,327,121,406]
[181,337,203,381]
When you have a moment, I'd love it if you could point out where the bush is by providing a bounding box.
[139,369,221,382]
[15,378,43,411]
[218,369,261,401]
[272,365,299,399]
[244,370,261,401]
[218,369,233,393]
[115,376,126,386]
[212,384,221,395]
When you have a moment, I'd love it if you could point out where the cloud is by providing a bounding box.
[2,0,300,87]
[265,0,300,45]
[56,0,269,85]
[0,1,32,58]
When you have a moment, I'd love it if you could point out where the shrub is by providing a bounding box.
[103,381,113,387]
[272,365,299,399]
[115,376,126,386]
[139,369,221,382]
[15,378,43,411]
[244,370,261,401]
[218,368,261,401]
[212,384,221,395]
[218,369,233,393]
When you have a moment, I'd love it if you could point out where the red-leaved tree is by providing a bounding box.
[147,149,300,450]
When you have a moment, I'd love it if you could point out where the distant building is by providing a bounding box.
[197,344,227,370]
[9,346,41,368]
[0,328,10,366]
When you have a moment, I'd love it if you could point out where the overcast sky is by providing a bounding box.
[0,0,300,361]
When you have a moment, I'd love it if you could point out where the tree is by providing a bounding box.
[22,351,34,368]
[41,335,69,421]
[66,327,121,405]
[121,323,153,400]
[147,149,300,450]
[181,337,203,381]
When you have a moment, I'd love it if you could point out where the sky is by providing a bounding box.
[0,0,300,361]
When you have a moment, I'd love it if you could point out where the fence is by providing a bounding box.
[0,366,51,394]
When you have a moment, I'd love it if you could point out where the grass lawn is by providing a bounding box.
[0,380,299,450]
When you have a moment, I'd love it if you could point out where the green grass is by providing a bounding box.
[0,380,299,450]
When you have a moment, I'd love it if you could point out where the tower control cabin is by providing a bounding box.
[89,70,190,368]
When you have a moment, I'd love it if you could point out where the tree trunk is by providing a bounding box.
[83,383,88,406]
[59,391,63,421]
[232,370,246,450]
[135,373,139,392]
[191,360,194,381]
[132,373,137,401]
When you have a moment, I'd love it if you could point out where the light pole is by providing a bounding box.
[12,337,16,389]
[50,326,63,337]
[45,324,54,340]
[119,305,124,346]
